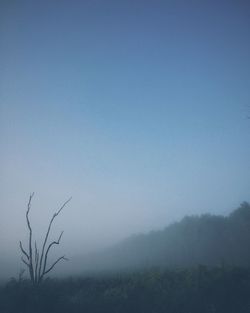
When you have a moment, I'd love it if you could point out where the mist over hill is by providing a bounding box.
[1,202,249,282]
[70,202,250,274]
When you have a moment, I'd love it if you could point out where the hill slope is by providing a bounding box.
[77,202,250,272]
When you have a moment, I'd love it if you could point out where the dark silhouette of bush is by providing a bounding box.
[1,266,250,313]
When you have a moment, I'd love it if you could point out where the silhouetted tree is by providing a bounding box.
[19,193,71,284]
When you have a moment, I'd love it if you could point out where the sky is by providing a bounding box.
[0,0,250,277]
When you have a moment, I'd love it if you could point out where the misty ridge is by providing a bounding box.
[71,201,250,274]
[1,201,250,313]
[1,200,250,279]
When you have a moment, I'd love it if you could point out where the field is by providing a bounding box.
[1,266,250,313]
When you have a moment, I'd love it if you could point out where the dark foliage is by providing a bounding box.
[1,266,250,313]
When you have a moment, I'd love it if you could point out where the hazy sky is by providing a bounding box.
[1,0,250,275]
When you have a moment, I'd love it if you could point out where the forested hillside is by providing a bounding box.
[79,202,250,272]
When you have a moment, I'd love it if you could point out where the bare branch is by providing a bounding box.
[38,197,71,278]
[42,231,64,276]
[56,197,72,216]
[34,241,39,283]
[26,193,35,283]
[21,256,30,268]
[19,241,29,260]
[42,256,68,277]
[20,194,71,284]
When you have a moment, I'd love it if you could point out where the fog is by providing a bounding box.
[1,0,250,281]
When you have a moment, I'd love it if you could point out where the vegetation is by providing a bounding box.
[80,202,250,271]
[1,266,250,313]
[19,193,72,284]
[1,202,249,312]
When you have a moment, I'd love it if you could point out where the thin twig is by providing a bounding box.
[38,197,72,279]
[26,193,35,283]
[21,257,30,268]
[19,241,29,260]
[42,231,64,276]
[35,241,39,283]
[43,256,68,276]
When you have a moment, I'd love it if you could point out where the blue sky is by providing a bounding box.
[0,0,250,266]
